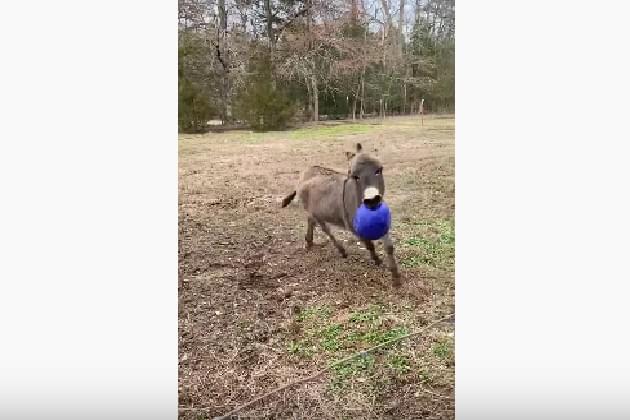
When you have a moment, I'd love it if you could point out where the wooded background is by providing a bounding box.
[178,0,454,132]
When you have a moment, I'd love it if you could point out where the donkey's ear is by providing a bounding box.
[356,143,363,152]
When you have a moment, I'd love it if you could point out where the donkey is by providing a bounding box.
[281,143,401,286]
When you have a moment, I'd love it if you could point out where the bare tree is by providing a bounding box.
[178,0,454,131]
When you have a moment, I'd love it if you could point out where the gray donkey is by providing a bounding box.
[281,143,401,286]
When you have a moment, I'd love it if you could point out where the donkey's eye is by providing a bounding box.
[375,167,383,175]
[352,175,360,180]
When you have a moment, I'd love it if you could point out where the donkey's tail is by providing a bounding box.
[281,191,297,208]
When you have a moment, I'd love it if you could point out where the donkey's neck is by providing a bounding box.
[342,178,362,232]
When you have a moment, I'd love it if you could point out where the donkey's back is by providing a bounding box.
[282,165,346,226]
[299,165,342,182]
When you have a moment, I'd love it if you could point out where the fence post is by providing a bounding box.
[420,98,425,126]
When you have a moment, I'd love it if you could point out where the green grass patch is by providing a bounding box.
[432,339,454,360]
[296,305,333,322]
[388,354,411,374]
[287,339,315,359]
[419,368,433,384]
[288,123,375,140]
[401,253,435,268]
[226,122,377,143]
[287,303,420,392]
[319,324,343,352]
[344,326,409,349]
[331,354,376,378]
[400,219,454,269]
[362,326,409,345]
[348,305,383,324]
[330,354,376,390]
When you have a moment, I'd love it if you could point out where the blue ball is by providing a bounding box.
[353,202,392,240]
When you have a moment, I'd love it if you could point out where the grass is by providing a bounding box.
[361,326,409,345]
[320,324,343,352]
[203,121,381,144]
[388,354,412,374]
[331,354,376,381]
[287,123,376,139]
[296,305,333,322]
[287,340,316,358]
[432,338,454,360]
[419,369,433,384]
[287,303,421,393]
[348,304,383,324]
[285,300,454,398]
[178,115,455,419]
[399,219,455,269]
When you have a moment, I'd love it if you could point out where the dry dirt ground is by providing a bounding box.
[179,115,455,419]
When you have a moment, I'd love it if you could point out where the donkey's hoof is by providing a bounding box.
[373,257,383,266]
[304,242,313,250]
[391,271,402,287]
[339,249,348,258]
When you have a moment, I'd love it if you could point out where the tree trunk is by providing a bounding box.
[398,0,406,59]
[380,0,396,62]
[352,76,361,121]
[360,75,365,119]
[306,0,315,121]
[380,0,393,37]
[218,0,229,123]
[381,24,386,68]
[351,0,358,25]
[402,82,407,114]
[218,0,227,33]
[238,0,248,30]
[305,75,312,119]
[264,0,274,49]
[312,75,318,121]
[360,23,368,119]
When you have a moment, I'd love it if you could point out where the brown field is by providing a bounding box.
[179,115,455,419]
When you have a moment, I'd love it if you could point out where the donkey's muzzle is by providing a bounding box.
[363,187,382,208]
[364,195,382,207]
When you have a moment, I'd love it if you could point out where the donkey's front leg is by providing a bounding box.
[382,234,401,286]
[363,240,382,265]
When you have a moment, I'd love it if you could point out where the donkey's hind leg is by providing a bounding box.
[316,219,347,258]
[304,217,316,249]
[363,240,382,265]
